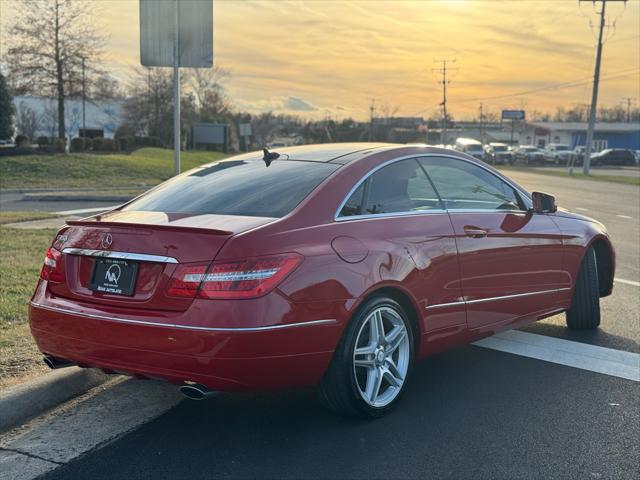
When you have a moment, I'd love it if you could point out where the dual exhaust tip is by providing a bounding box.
[178,383,217,401]
[43,355,74,370]
[44,356,216,401]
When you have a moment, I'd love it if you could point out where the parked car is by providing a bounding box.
[544,143,573,165]
[514,145,545,165]
[29,143,615,418]
[589,149,637,167]
[483,142,514,165]
[454,137,484,160]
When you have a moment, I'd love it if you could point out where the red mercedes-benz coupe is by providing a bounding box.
[30,143,615,417]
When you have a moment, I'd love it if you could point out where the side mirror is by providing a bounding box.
[531,191,557,214]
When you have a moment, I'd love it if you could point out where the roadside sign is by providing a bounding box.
[502,110,525,121]
[140,0,213,68]
[239,123,252,137]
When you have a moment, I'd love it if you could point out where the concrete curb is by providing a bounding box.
[0,367,111,433]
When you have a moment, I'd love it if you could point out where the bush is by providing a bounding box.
[92,137,119,152]
[36,136,49,146]
[70,137,92,152]
[134,136,163,148]
[15,134,29,147]
[117,136,135,151]
[52,138,66,153]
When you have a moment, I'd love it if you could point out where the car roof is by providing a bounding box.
[221,143,396,165]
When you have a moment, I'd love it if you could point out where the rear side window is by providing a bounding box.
[124,160,339,218]
[338,159,442,217]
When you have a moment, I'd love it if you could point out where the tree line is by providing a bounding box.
[1,0,638,147]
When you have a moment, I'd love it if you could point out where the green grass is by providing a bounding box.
[0,226,57,385]
[498,166,640,186]
[0,211,56,225]
[0,148,228,189]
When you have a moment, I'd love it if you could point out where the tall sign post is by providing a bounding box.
[140,0,213,176]
[501,110,525,145]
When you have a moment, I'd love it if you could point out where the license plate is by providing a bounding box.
[89,258,139,296]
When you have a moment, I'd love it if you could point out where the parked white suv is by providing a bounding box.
[544,143,573,165]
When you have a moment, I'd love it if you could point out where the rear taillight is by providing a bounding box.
[40,247,64,283]
[167,254,302,300]
[167,264,208,298]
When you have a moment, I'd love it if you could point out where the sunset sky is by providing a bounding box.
[2,0,639,121]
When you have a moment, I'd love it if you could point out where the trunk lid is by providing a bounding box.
[48,210,275,312]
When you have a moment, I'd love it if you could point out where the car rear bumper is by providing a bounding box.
[29,285,343,391]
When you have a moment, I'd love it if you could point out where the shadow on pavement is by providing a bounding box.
[43,345,638,480]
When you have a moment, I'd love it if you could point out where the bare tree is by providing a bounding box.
[92,74,123,101]
[15,101,40,140]
[6,0,105,140]
[186,66,232,121]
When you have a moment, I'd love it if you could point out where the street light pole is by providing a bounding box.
[172,0,181,176]
[81,57,86,139]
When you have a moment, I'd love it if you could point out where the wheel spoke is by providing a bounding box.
[369,310,385,346]
[365,367,383,403]
[384,359,404,386]
[385,325,407,354]
[354,356,375,369]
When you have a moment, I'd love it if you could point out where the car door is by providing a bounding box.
[418,156,565,331]
[336,158,466,334]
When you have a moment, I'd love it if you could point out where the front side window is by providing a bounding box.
[418,157,524,211]
[338,159,442,217]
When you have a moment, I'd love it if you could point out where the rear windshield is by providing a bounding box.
[123,160,340,218]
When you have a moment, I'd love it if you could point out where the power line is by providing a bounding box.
[453,68,638,105]
[432,58,457,144]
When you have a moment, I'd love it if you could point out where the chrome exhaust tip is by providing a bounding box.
[43,355,74,369]
[179,384,217,400]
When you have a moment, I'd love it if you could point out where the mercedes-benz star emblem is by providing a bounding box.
[101,233,113,249]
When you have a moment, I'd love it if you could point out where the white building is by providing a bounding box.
[13,95,124,140]
[520,122,640,151]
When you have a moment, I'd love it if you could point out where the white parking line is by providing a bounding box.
[615,277,640,287]
[615,214,633,219]
[474,330,640,382]
[54,206,119,215]
[576,207,589,212]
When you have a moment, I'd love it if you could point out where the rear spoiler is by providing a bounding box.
[65,220,233,236]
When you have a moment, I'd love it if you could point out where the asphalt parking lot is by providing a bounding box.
[2,168,639,479]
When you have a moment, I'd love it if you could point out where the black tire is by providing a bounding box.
[566,247,601,330]
[317,296,414,418]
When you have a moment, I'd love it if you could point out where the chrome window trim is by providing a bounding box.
[333,153,532,222]
[62,248,179,264]
[425,288,571,311]
[336,209,449,222]
[29,302,337,332]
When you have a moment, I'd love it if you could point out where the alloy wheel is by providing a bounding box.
[352,306,410,408]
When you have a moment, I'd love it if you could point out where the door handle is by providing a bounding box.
[463,226,488,238]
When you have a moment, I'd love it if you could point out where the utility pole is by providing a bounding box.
[433,59,457,145]
[368,98,375,141]
[172,0,181,176]
[579,0,627,175]
[81,57,86,140]
[479,103,485,144]
[622,97,636,122]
